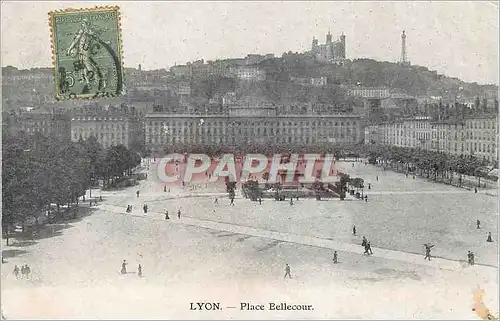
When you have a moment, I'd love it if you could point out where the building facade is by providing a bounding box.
[374,116,433,150]
[310,32,346,63]
[3,110,71,141]
[145,113,363,154]
[368,113,498,166]
[235,65,266,81]
[70,109,143,150]
[463,115,498,163]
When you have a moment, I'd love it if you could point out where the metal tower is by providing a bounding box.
[400,30,408,64]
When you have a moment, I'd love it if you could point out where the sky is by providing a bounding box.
[1,1,499,84]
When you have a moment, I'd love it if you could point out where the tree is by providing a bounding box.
[243,180,261,201]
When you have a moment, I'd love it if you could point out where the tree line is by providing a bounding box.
[2,132,141,244]
[357,144,495,185]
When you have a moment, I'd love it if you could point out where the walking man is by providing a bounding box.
[467,251,472,266]
[363,243,370,255]
[230,198,235,206]
[477,219,481,229]
[177,209,181,219]
[121,260,127,274]
[353,225,356,236]
[13,265,20,279]
[24,265,31,279]
[214,197,218,204]
[361,236,367,248]
[487,232,493,242]
[284,264,292,279]
[424,244,434,261]
[376,175,379,181]
[333,251,338,264]
[367,242,373,255]
[165,210,169,220]
[138,264,143,277]
[470,252,475,265]
[259,198,262,205]
[136,190,140,197]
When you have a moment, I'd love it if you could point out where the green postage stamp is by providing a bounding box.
[49,6,125,100]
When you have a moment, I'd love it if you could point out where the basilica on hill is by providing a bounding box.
[310,31,346,63]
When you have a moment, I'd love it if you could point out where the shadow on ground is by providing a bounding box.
[4,206,99,246]
[2,249,28,261]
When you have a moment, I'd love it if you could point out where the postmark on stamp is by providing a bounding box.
[49,6,125,100]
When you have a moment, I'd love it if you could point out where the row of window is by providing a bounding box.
[147,127,356,136]
[384,120,498,131]
[147,120,359,127]
[72,132,127,141]
[148,134,357,145]
[466,121,497,129]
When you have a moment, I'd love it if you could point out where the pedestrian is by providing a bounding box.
[470,252,475,265]
[290,198,294,206]
[25,265,31,279]
[477,219,481,229]
[230,198,235,206]
[296,196,299,201]
[367,242,373,255]
[361,236,367,247]
[413,175,415,180]
[165,210,169,220]
[405,173,408,178]
[177,209,181,219]
[21,265,26,279]
[13,265,20,279]
[214,197,218,204]
[487,232,493,242]
[365,195,368,202]
[259,198,262,205]
[363,243,370,255]
[474,187,477,194]
[164,185,167,192]
[467,251,472,266]
[138,264,143,277]
[121,260,127,274]
[368,183,371,190]
[143,204,148,214]
[284,264,292,279]
[424,244,434,261]
[89,200,92,207]
[333,251,338,264]
[376,175,379,181]
[136,190,140,197]
[353,225,356,236]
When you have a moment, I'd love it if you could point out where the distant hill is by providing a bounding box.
[259,54,498,99]
[3,57,498,109]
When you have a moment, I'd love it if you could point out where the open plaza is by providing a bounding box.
[1,159,498,319]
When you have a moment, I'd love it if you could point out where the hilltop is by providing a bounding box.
[2,56,498,110]
[259,53,498,99]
